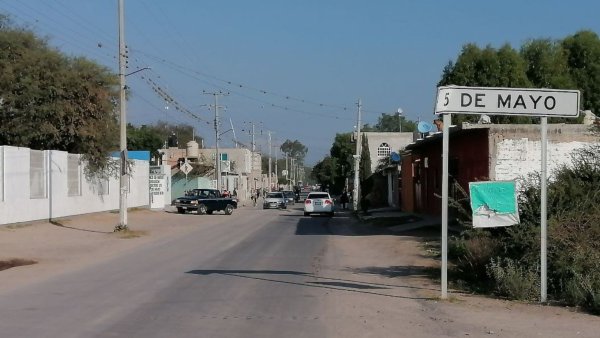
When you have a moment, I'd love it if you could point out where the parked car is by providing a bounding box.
[172,189,237,215]
[282,190,295,205]
[263,192,287,209]
[304,192,334,217]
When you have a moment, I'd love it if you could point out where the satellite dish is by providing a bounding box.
[390,152,401,163]
[417,121,434,134]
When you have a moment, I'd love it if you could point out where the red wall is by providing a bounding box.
[402,129,489,215]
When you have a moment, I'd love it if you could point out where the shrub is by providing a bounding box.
[549,205,600,312]
[487,257,540,301]
[449,230,502,287]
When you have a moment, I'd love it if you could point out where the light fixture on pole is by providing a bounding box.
[397,107,403,133]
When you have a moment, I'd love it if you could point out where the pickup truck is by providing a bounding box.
[172,189,238,215]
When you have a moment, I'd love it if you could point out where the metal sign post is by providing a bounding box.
[540,116,548,302]
[441,113,450,299]
[434,86,580,301]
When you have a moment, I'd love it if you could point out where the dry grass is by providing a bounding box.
[111,229,148,239]
[0,258,37,271]
[5,223,35,230]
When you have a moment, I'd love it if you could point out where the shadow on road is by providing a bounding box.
[50,220,113,234]
[348,265,438,279]
[186,269,435,300]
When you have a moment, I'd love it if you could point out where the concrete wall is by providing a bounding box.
[0,146,149,225]
[488,124,599,180]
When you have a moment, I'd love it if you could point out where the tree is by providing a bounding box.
[149,121,203,148]
[311,156,336,190]
[439,43,532,124]
[440,31,600,123]
[367,113,417,132]
[329,133,354,194]
[280,139,308,164]
[0,17,120,174]
[360,134,371,182]
[127,124,164,163]
[562,30,600,115]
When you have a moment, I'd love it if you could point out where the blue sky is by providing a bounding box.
[2,0,600,164]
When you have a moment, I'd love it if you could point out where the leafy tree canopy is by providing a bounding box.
[0,16,119,174]
[439,30,600,124]
[280,139,308,163]
[362,113,417,132]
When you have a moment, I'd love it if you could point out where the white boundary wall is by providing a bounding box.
[0,146,149,225]
[493,139,590,181]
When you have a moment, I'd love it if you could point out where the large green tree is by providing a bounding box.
[127,124,164,162]
[328,132,354,193]
[280,139,308,164]
[0,17,119,173]
[439,43,532,124]
[311,156,336,191]
[439,30,600,123]
[562,30,600,115]
[363,113,417,132]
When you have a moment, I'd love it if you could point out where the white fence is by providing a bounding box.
[0,146,149,225]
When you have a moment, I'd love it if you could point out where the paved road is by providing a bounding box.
[2,206,599,338]
[0,206,371,337]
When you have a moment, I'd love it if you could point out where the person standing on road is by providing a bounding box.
[340,190,349,210]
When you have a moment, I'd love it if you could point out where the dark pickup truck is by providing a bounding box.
[172,189,238,215]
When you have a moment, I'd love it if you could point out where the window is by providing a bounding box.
[377,143,391,157]
[67,154,81,196]
[30,150,47,199]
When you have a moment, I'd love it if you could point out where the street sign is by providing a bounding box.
[282,169,288,176]
[180,161,193,175]
[434,85,581,303]
[435,86,580,117]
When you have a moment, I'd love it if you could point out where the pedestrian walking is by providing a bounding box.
[340,190,349,210]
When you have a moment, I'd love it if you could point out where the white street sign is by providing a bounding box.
[435,86,580,117]
[180,161,193,175]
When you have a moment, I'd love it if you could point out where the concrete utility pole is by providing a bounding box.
[274,144,278,190]
[116,0,128,231]
[352,99,362,211]
[285,153,289,189]
[267,131,272,192]
[204,91,228,191]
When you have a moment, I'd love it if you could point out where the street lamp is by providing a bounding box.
[397,108,403,133]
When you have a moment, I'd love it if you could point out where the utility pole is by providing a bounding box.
[267,131,272,192]
[204,91,228,191]
[274,145,278,190]
[285,153,289,189]
[353,99,362,211]
[116,0,128,231]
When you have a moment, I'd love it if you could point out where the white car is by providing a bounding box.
[263,192,287,209]
[304,192,334,217]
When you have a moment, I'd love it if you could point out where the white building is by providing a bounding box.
[362,132,414,173]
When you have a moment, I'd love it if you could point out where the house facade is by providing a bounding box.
[362,132,414,207]
[159,141,263,204]
[401,123,599,215]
